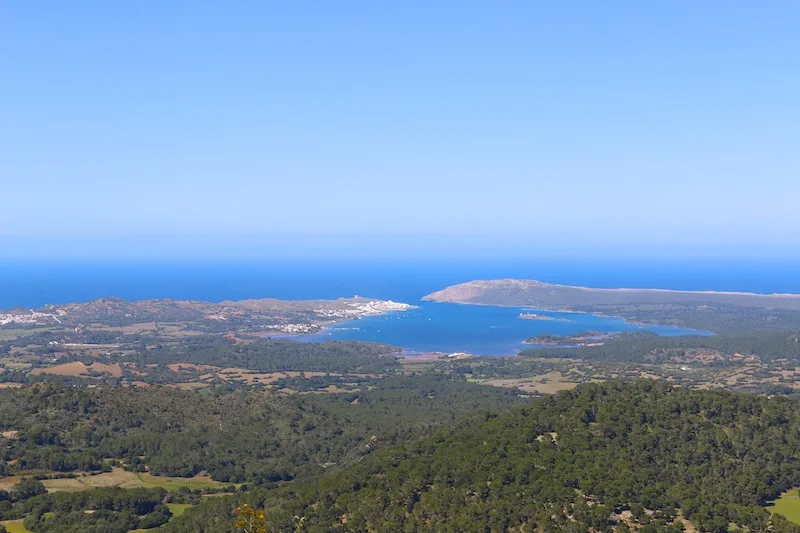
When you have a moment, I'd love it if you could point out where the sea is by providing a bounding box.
[2,257,799,356]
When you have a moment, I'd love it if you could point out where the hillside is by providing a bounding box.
[0,376,521,485]
[166,381,800,532]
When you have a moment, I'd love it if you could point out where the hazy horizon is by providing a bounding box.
[3,232,800,259]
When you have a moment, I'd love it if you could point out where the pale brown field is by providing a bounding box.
[218,367,255,375]
[40,468,227,492]
[299,385,351,394]
[92,323,204,337]
[483,372,578,394]
[0,476,23,492]
[3,361,31,370]
[215,370,341,384]
[166,363,219,372]
[30,361,122,378]
[30,361,88,376]
[173,382,208,390]
[233,373,287,384]
[89,362,122,377]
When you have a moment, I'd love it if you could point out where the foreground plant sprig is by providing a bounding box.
[234,503,267,533]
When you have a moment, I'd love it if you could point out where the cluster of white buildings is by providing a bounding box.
[276,323,320,334]
[313,300,416,320]
[0,310,60,326]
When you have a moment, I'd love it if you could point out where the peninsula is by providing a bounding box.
[423,279,800,333]
[423,279,800,309]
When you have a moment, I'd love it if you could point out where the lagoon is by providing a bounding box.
[301,301,705,356]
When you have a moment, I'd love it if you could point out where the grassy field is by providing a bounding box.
[41,469,230,492]
[127,504,195,532]
[1,362,31,370]
[482,371,579,394]
[0,330,39,341]
[767,488,800,525]
[0,520,31,533]
[166,503,194,517]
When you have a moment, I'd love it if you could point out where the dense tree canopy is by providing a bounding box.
[21,487,170,533]
[166,381,800,532]
[0,375,521,484]
[521,330,800,363]
[120,337,402,374]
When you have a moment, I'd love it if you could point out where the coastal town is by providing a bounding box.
[0,309,61,326]
[0,296,416,332]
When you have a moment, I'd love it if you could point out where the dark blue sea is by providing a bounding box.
[2,257,799,355]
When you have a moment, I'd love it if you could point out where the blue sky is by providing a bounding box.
[2,1,799,257]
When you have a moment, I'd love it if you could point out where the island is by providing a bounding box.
[523,330,612,346]
[519,312,568,322]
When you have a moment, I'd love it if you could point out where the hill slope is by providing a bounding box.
[167,381,800,532]
[0,376,521,485]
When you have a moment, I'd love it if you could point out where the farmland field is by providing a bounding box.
[38,469,230,492]
[166,503,194,517]
[767,488,800,525]
[0,330,38,341]
[0,520,31,533]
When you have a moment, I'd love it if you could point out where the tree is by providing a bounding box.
[234,503,267,533]
[12,478,46,501]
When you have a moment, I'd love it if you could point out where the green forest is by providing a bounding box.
[3,329,800,532]
[0,375,521,484]
[164,381,800,532]
[3,379,800,532]
[520,330,800,363]
[118,337,402,373]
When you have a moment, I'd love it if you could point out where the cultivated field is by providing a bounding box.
[483,371,579,394]
[768,488,800,525]
[29,361,124,378]
[0,520,31,533]
[166,503,194,517]
[1,468,230,493]
[0,330,38,341]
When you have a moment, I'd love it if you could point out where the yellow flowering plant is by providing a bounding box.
[233,503,267,533]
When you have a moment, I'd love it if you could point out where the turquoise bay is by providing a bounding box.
[301,302,705,356]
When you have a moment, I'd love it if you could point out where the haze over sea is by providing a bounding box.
[3,257,799,355]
